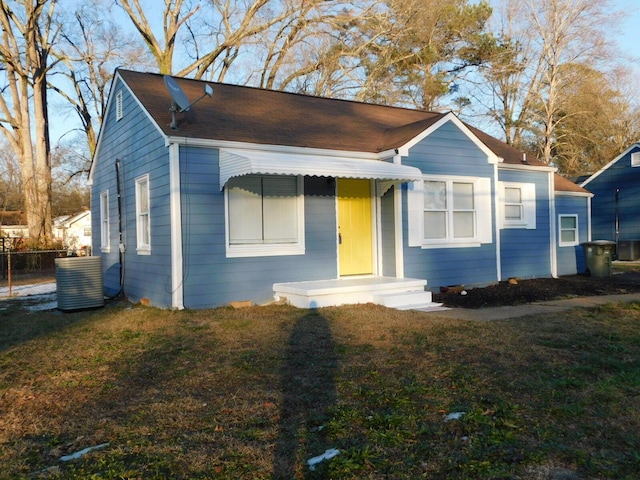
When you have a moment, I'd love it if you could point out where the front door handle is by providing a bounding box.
[339,233,342,244]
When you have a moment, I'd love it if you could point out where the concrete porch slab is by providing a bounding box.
[274,276,441,309]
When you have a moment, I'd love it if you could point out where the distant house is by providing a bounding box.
[580,144,640,258]
[53,210,92,253]
[89,69,591,309]
[0,211,28,244]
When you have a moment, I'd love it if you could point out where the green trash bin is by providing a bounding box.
[581,240,616,277]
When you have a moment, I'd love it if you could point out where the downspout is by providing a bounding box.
[169,142,184,309]
[114,159,125,296]
[615,188,620,249]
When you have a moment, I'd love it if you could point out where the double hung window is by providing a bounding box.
[135,175,151,254]
[423,180,476,240]
[100,190,109,252]
[226,175,304,257]
[499,182,536,229]
[559,215,579,246]
[408,175,492,248]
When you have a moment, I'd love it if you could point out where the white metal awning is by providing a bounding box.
[219,148,422,190]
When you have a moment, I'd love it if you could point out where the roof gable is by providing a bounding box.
[580,143,640,187]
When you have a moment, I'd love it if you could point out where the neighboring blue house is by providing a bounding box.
[580,144,640,259]
[89,69,591,309]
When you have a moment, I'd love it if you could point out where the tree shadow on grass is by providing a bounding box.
[273,310,338,479]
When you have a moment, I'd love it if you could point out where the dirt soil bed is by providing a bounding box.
[432,268,640,309]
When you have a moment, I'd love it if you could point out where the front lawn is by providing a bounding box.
[1,298,639,478]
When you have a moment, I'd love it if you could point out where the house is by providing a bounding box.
[579,143,640,259]
[88,69,591,309]
[53,210,92,254]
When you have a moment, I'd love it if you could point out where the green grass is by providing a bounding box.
[1,298,640,479]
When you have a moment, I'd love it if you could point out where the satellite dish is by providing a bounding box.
[164,75,191,112]
[163,75,214,130]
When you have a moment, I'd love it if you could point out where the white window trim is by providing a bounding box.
[498,182,536,229]
[100,190,110,252]
[135,174,151,255]
[631,152,640,167]
[225,175,305,258]
[408,174,492,249]
[559,214,579,247]
[116,90,123,121]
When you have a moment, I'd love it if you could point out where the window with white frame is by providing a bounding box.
[559,215,579,246]
[408,175,492,248]
[499,182,536,229]
[424,180,475,240]
[116,90,123,121]
[226,175,305,257]
[135,175,151,254]
[100,190,110,252]
[631,152,640,167]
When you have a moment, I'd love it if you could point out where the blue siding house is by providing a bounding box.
[580,144,640,257]
[89,70,591,309]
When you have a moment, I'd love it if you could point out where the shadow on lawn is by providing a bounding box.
[273,310,338,479]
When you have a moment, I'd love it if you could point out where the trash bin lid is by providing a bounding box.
[580,240,616,246]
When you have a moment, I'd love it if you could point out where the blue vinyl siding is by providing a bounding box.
[91,78,173,307]
[180,147,338,309]
[587,146,640,242]
[498,169,552,279]
[556,195,589,275]
[380,187,396,276]
[402,121,499,289]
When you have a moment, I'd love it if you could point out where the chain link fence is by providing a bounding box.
[0,237,90,298]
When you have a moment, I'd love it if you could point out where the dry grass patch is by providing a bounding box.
[1,299,639,478]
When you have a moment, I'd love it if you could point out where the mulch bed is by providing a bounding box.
[432,270,640,309]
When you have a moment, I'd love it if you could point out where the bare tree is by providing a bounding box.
[50,0,151,163]
[0,143,23,215]
[480,0,621,166]
[0,0,59,245]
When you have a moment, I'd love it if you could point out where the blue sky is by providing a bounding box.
[613,0,640,64]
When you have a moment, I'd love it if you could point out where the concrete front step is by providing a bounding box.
[273,276,429,308]
[373,290,443,310]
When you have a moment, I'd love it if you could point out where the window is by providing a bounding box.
[135,175,150,254]
[408,175,492,248]
[100,191,110,252]
[423,180,475,240]
[559,215,579,246]
[226,175,305,257]
[632,152,640,167]
[499,182,536,229]
[115,90,123,121]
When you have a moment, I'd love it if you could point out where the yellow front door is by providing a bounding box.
[338,178,374,276]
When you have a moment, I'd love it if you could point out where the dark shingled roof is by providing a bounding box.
[116,69,589,194]
[118,69,444,153]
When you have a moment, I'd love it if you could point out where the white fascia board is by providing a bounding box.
[556,191,594,198]
[165,136,385,161]
[580,143,640,187]
[498,163,556,173]
[397,112,501,164]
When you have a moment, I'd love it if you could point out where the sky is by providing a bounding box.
[612,0,640,69]
[48,0,640,146]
